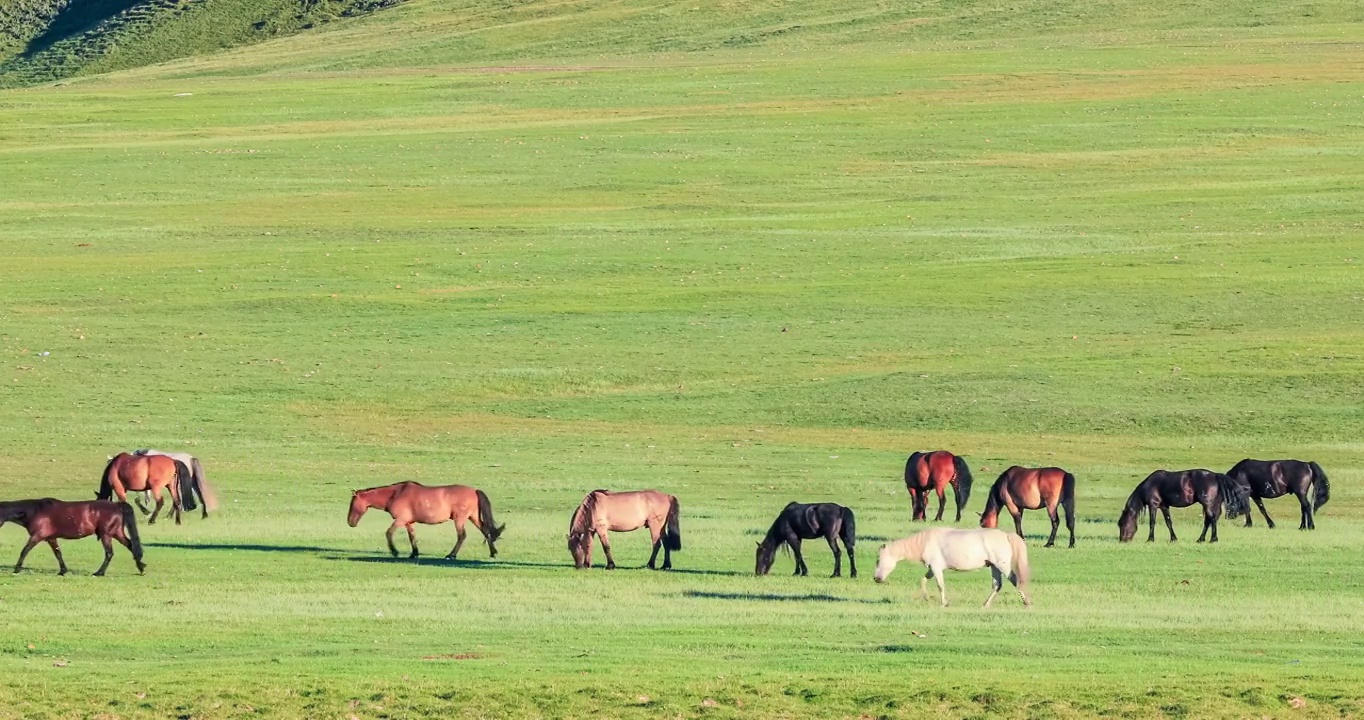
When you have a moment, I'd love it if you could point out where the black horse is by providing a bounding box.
[1118,469,1249,543]
[1227,459,1330,530]
[754,502,856,578]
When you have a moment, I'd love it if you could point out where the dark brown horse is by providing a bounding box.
[0,498,145,576]
[1118,469,1249,543]
[904,450,974,522]
[568,490,680,570]
[348,482,504,559]
[755,502,856,578]
[97,453,185,525]
[980,466,1076,548]
[1227,459,1330,530]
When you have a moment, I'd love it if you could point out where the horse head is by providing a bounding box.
[567,531,589,568]
[347,491,368,527]
[754,541,775,576]
[872,543,893,583]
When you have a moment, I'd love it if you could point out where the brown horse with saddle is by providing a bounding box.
[348,482,504,559]
[568,489,680,570]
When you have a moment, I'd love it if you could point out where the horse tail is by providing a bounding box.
[1306,461,1329,510]
[1217,472,1248,519]
[839,506,856,549]
[175,461,198,512]
[1006,532,1030,589]
[1062,472,1077,528]
[953,455,973,509]
[476,489,504,543]
[663,496,682,552]
[98,456,117,500]
[192,458,219,513]
[120,503,144,563]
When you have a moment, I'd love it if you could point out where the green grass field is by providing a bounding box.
[2,1,1363,717]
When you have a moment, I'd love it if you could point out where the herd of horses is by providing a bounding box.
[0,447,1333,607]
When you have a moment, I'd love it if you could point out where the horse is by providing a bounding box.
[754,502,856,578]
[1227,459,1331,530]
[1118,469,1249,543]
[904,450,974,522]
[97,453,185,525]
[348,482,504,560]
[0,498,145,576]
[568,489,680,570]
[873,527,1030,608]
[133,449,217,518]
[980,465,1076,548]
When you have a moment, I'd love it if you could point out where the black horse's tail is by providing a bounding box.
[1062,471,1077,529]
[663,496,682,551]
[1217,473,1249,519]
[476,489,505,543]
[953,455,974,511]
[98,456,117,500]
[175,461,198,512]
[1309,462,1330,510]
[839,506,856,549]
[120,503,144,563]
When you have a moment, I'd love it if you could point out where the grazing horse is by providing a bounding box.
[97,453,185,525]
[348,482,504,559]
[980,466,1076,548]
[754,502,856,578]
[1227,459,1331,530]
[1118,469,1249,543]
[873,527,1030,608]
[133,449,217,518]
[0,498,145,576]
[904,450,974,522]
[568,489,680,570]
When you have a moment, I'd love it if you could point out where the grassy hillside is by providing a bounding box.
[2,1,1364,717]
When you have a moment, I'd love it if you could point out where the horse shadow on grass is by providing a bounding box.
[148,542,343,554]
[329,555,568,570]
[683,590,893,605]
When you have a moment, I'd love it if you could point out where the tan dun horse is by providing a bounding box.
[568,489,680,570]
[348,482,504,560]
[1,498,145,576]
[980,465,1076,548]
[904,450,974,522]
[97,453,185,525]
[133,449,218,518]
[873,527,1030,608]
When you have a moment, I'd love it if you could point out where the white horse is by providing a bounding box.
[132,449,217,517]
[873,527,1031,607]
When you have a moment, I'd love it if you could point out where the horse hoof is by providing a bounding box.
[606,564,616,570]
[59,570,68,576]
[91,572,103,577]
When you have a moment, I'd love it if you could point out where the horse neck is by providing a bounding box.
[358,484,400,511]
[759,518,786,551]
[890,534,927,563]
[570,493,598,535]
[981,487,1001,520]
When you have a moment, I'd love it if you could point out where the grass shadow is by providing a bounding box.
[683,590,892,604]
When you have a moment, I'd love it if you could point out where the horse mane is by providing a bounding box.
[355,483,405,509]
[569,490,609,538]
[886,531,930,563]
[1120,483,1147,523]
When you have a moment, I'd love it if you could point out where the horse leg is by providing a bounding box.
[933,487,946,523]
[1252,496,1275,529]
[113,528,146,573]
[919,570,933,601]
[597,529,616,570]
[94,536,114,576]
[931,563,949,607]
[983,565,1002,608]
[14,537,41,574]
[1161,507,1177,542]
[1147,503,1158,542]
[148,488,165,525]
[1044,504,1060,548]
[170,479,182,526]
[790,537,807,576]
[647,523,663,570]
[1197,504,1210,543]
[447,518,467,560]
[1297,492,1313,530]
[405,523,419,558]
[49,540,70,576]
[134,493,151,516]
[826,532,841,578]
[385,522,400,557]
[1011,511,1025,542]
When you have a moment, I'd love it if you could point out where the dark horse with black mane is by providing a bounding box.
[904,451,974,522]
[1227,459,1330,530]
[0,498,145,576]
[980,466,1076,548]
[1118,469,1249,543]
[755,502,856,578]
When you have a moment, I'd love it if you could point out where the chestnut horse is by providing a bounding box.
[568,489,680,570]
[1118,469,1248,543]
[980,466,1076,548]
[97,453,185,525]
[1227,459,1330,530]
[904,450,974,522]
[348,482,504,559]
[0,498,145,576]
[133,449,217,519]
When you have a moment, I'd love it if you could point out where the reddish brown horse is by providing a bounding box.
[1,498,145,576]
[568,489,680,570]
[97,453,185,525]
[348,482,504,560]
[904,451,974,522]
[980,466,1076,548]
